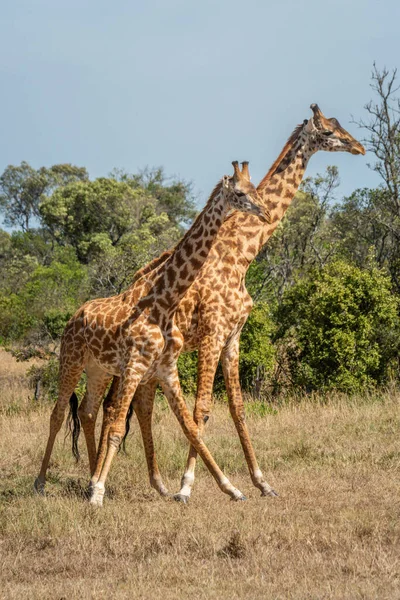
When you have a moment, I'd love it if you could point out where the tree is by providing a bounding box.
[0,162,88,231]
[111,167,197,227]
[0,250,88,347]
[336,65,400,291]
[355,63,400,207]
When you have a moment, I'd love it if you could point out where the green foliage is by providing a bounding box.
[275,260,399,393]
[39,178,148,261]
[27,357,87,402]
[239,302,276,395]
[332,187,400,292]
[0,253,88,345]
[0,164,194,350]
[247,167,340,304]
[177,304,275,398]
[245,401,278,418]
[0,162,88,231]
[112,167,197,226]
[0,293,35,342]
[27,358,60,402]
[177,351,198,395]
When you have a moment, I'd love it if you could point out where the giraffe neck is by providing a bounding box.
[213,130,314,270]
[147,182,230,315]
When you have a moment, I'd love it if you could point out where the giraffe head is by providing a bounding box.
[223,161,270,223]
[304,104,365,155]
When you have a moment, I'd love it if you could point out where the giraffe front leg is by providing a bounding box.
[160,365,246,502]
[221,335,278,498]
[175,336,222,503]
[89,372,143,507]
[89,340,162,507]
[90,377,119,489]
[78,362,112,477]
[134,381,169,497]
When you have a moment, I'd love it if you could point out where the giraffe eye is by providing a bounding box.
[323,131,334,137]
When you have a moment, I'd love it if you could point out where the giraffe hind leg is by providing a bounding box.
[222,337,278,498]
[35,346,87,494]
[134,380,169,497]
[175,335,222,502]
[34,328,87,494]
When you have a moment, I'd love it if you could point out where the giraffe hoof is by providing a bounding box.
[261,489,278,498]
[34,478,45,495]
[231,494,247,502]
[89,495,104,508]
[173,493,190,505]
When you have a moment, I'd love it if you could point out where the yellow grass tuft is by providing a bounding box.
[0,350,400,599]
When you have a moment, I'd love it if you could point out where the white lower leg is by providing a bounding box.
[89,481,105,506]
[252,468,277,496]
[219,476,246,500]
[150,474,169,496]
[178,471,195,498]
[89,434,119,506]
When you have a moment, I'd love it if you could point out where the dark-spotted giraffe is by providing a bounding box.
[92,104,365,502]
[35,162,270,506]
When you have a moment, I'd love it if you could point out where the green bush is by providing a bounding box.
[177,302,275,398]
[0,293,36,341]
[177,351,199,396]
[238,302,276,395]
[27,357,60,402]
[275,260,399,393]
[27,357,87,402]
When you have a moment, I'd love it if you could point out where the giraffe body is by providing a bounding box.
[96,105,365,502]
[35,163,270,506]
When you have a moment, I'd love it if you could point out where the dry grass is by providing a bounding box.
[1,349,400,599]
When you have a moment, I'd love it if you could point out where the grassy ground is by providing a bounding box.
[1,349,400,599]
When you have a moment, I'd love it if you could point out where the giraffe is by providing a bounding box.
[35,161,270,506]
[91,104,365,503]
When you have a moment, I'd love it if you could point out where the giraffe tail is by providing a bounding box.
[121,398,135,454]
[66,392,81,462]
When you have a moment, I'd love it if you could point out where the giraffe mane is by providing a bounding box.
[257,123,305,191]
[207,179,224,203]
[128,179,225,288]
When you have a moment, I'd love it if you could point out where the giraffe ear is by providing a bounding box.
[222,175,231,189]
[305,113,317,133]
[309,103,323,128]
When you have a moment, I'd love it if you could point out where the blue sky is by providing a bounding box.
[1,0,399,221]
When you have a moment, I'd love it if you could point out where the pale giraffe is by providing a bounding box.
[90,104,365,502]
[35,162,270,506]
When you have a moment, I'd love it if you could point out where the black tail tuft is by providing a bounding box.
[121,398,135,454]
[67,392,81,462]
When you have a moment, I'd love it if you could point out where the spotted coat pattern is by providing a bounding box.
[35,163,270,505]
[101,105,365,502]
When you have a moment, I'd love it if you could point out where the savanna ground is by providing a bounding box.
[0,350,400,599]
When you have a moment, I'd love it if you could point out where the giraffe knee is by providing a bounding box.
[78,406,93,425]
[194,405,211,425]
